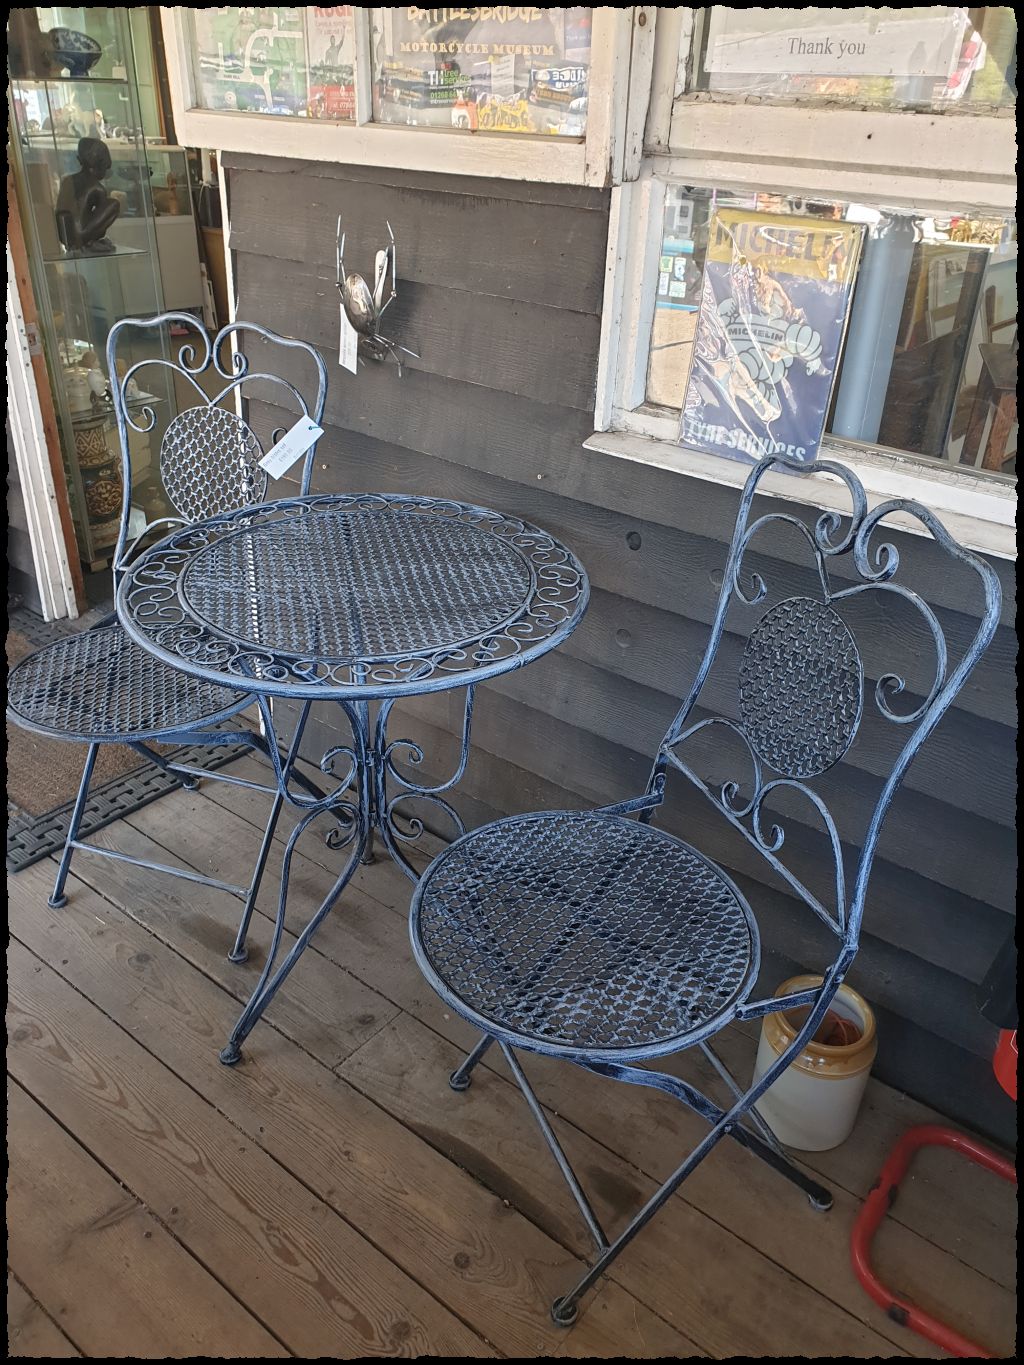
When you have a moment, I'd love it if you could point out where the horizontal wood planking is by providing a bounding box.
[228,162,609,312]
[238,261,601,409]
[262,436,1021,917]
[24,798,1000,1358]
[7,940,491,1358]
[253,401,1016,730]
[6,1078,285,1359]
[10,859,687,1359]
[7,1273,80,1358]
[223,151,611,211]
[246,384,1015,634]
[229,156,1016,1134]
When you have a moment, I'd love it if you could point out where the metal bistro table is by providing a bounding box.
[117,492,589,1063]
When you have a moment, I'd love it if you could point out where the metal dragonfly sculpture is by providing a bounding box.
[335,215,418,374]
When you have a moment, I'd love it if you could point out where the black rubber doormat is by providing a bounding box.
[7,737,252,874]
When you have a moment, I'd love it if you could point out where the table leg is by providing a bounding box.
[353,700,376,866]
[218,686,477,1061]
[219,697,369,1064]
[372,686,476,883]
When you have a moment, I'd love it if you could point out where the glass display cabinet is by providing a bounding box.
[8,7,201,567]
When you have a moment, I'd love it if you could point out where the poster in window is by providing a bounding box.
[679,209,864,466]
[306,6,356,119]
[372,7,592,136]
[190,7,308,115]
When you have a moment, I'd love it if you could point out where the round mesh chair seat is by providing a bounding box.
[411,811,760,1059]
[6,624,251,743]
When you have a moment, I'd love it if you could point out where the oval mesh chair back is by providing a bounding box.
[159,403,267,523]
[650,455,1002,958]
[105,311,327,581]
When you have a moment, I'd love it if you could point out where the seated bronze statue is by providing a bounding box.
[55,137,121,254]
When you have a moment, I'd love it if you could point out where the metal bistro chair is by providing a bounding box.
[409,454,1002,1325]
[7,311,328,960]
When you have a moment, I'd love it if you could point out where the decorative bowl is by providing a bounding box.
[48,27,103,79]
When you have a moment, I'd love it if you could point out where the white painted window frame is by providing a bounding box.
[6,241,79,621]
[593,7,1016,559]
[160,6,647,187]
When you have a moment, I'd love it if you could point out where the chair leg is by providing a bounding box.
[523,1052,835,1324]
[227,787,286,964]
[129,740,200,791]
[501,1043,609,1255]
[49,743,100,908]
[729,1123,833,1210]
[549,1118,733,1326]
[449,1033,495,1090]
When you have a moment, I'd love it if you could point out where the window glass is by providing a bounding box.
[690,7,1016,110]
[370,7,592,135]
[187,6,356,119]
[648,187,1018,480]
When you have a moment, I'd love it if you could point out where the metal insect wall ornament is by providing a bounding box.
[335,215,418,374]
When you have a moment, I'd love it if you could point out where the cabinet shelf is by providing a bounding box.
[69,392,161,425]
[45,244,148,264]
[16,74,131,86]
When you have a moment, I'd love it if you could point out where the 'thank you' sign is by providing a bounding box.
[705,7,966,79]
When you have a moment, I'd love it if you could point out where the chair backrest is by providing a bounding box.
[105,310,327,582]
[647,456,1002,977]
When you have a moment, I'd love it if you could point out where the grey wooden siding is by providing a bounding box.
[226,153,1017,1144]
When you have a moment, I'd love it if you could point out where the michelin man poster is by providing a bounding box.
[679,209,864,465]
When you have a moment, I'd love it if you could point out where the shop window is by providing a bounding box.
[689,6,1017,110]
[183,7,594,135]
[186,6,357,120]
[369,7,592,136]
[646,186,1017,479]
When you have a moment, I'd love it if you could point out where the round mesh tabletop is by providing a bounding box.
[181,507,533,659]
[117,494,589,700]
[411,811,760,1059]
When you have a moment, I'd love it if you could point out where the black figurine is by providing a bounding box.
[55,137,122,254]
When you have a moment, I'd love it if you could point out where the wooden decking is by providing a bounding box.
[7,755,1017,1358]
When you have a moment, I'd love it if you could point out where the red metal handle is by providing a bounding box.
[851,1125,1015,1358]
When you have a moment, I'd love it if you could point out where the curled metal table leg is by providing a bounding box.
[220,688,479,1061]
[219,698,366,1064]
[373,688,474,883]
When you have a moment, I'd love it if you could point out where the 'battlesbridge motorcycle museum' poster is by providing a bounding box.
[679,209,864,466]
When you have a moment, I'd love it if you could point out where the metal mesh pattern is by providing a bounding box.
[181,507,534,658]
[160,406,268,522]
[413,812,757,1053]
[737,596,863,779]
[119,494,588,698]
[6,624,250,742]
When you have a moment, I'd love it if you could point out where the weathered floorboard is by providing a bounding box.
[6,1079,286,1359]
[7,1274,80,1359]
[7,939,492,1359]
[8,859,693,1360]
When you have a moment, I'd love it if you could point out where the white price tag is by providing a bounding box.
[258,416,325,480]
[339,302,360,375]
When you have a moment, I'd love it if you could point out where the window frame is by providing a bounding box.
[160,6,649,187]
[593,8,1016,559]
